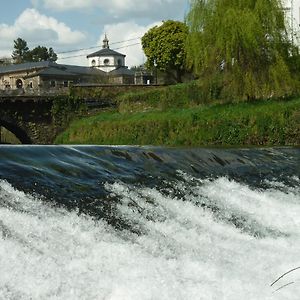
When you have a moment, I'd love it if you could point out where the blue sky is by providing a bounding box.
[0,0,189,67]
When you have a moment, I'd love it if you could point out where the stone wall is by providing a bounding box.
[0,97,58,144]
[0,70,40,90]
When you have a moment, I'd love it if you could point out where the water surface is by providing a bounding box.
[0,146,299,299]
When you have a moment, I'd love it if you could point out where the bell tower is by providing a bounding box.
[87,34,126,72]
[102,34,109,49]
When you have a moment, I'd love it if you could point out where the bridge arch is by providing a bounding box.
[0,119,32,144]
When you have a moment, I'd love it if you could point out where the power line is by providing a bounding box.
[56,37,142,55]
[57,42,141,60]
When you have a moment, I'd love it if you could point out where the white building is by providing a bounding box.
[87,34,126,73]
[86,35,135,84]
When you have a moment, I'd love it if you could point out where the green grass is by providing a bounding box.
[116,81,209,114]
[55,97,300,146]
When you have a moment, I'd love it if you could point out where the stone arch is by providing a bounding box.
[0,119,32,144]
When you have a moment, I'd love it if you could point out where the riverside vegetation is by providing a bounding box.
[56,0,300,146]
[55,82,300,146]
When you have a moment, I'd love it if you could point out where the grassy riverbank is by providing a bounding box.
[55,96,300,146]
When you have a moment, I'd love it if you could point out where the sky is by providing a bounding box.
[1,1,300,68]
[0,0,189,67]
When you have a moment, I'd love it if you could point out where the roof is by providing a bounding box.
[0,61,53,75]
[57,64,106,76]
[87,48,126,58]
[24,67,77,79]
[109,67,134,76]
[0,61,106,78]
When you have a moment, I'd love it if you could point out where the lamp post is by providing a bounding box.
[153,59,158,85]
[291,0,294,46]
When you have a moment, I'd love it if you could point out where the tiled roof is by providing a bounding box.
[24,67,76,79]
[58,64,106,76]
[109,67,134,76]
[87,48,125,58]
[0,61,106,78]
[0,61,53,75]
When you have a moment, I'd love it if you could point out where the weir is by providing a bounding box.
[0,145,299,298]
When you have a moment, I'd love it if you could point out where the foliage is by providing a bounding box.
[51,96,86,127]
[142,20,189,83]
[12,37,57,63]
[185,0,300,101]
[28,46,58,62]
[0,57,12,66]
[55,96,300,146]
[116,81,208,113]
[130,65,147,72]
[12,38,30,64]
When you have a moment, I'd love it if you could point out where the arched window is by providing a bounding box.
[16,79,23,89]
[104,58,110,65]
[91,59,96,66]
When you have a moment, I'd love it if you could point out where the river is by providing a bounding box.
[0,145,299,299]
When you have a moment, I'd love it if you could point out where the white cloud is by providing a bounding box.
[32,0,186,21]
[0,8,86,58]
[16,9,86,45]
[57,50,89,66]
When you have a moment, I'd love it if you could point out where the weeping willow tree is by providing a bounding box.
[186,0,300,101]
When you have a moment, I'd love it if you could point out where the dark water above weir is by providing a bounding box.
[0,145,299,299]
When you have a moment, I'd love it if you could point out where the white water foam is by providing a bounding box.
[0,177,300,299]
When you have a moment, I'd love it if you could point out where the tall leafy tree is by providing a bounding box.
[142,20,189,83]
[12,38,58,63]
[48,47,58,62]
[28,46,58,62]
[12,38,30,64]
[186,0,298,100]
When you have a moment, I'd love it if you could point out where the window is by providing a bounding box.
[91,59,96,66]
[63,81,68,87]
[29,82,33,88]
[16,79,23,89]
[117,59,122,66]
[104,58,110,65]
[50,80,56,87]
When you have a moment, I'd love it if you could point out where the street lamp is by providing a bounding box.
[153,59,158,85]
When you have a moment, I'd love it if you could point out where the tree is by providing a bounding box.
[186,0,298,100]
[12,38,30,64]
[28,46,58,62]
[48,47,58,62]
[142,20,189,83]
[0,57,12,66]
[12,37,58,63]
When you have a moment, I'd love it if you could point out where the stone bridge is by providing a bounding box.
[0,96,59,144]
[0,85,159,144]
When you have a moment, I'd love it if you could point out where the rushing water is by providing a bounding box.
[0,145,299,299]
